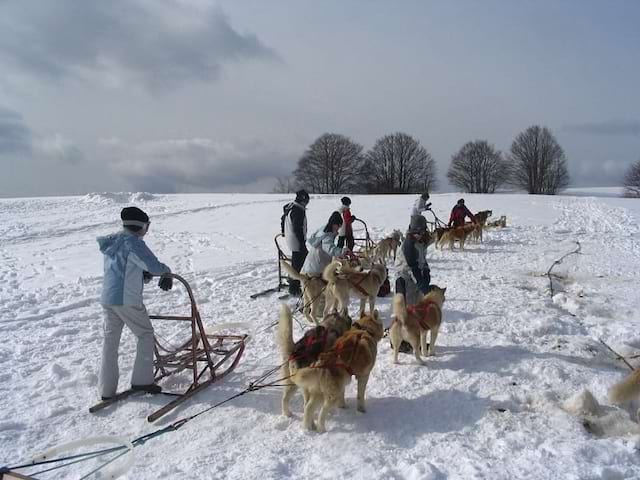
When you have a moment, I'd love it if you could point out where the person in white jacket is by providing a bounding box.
[410,192,432,217]
[301,211,349,277]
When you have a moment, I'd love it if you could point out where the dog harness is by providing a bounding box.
[406,300,439,331]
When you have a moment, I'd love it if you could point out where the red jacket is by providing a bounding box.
[339,206,354,236]
[449,205,476,227]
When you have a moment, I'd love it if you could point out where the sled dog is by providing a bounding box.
[279,305,383,432]
[487,215,507,228]
[279,305,352,422]
[390,285,446,364]
[438,224,476,250]
[373,230,403,262]
[608,369,640,405]
[323,259,387,317]
[280,260,326,324]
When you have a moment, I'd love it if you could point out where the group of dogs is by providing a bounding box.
[280,210,640,433]
[280,256,446,432]
[276,209,510,432]
[369,210,509,256]
[435,210,507,251]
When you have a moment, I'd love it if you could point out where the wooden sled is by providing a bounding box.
[90,273,247,423]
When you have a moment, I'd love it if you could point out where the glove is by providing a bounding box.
[425,203,432,210]
[143,271,153,283]
[351,215,357,221]
[158,275,173,291]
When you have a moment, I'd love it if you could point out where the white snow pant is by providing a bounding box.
[99,304,155,397]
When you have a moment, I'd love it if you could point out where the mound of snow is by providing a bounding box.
[562,389,602,416]
[82,192,156,205]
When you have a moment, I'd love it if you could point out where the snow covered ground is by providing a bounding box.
[1,189,640,479]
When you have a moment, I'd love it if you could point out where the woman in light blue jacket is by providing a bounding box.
[301,211,349,276]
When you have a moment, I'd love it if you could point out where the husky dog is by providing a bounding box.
[609,369,640,406]
[487,215,507,228]
[438,224,476,250]
[390,286,446,364]
[475,210,493,225]
[278,306,383,432]
[323,259,388,317]
[279,306,352,422]
[280,260,326,324]
[373,230,403,262]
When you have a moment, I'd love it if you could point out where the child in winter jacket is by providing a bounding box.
[301,211,350,277]
[337,196,355,250]
[96,206,171,400]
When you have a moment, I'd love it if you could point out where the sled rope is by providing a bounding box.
[2,361,293,479]
[598,338,636,371]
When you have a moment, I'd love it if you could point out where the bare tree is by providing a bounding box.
[272,176,296,193]
[447,140,508,193]
[508,125,570,194]
[623,159,640,198]
[293,133,365,194]
[362,132,437,193]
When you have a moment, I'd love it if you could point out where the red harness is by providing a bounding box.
[406,300,439,330]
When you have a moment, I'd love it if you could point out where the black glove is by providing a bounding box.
[158,275,173,291]
[351,215,357,221]
[425,203,432,210]
[143,271,153,283]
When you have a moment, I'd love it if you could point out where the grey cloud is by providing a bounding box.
[34,134,84,165]
[101,138,297,193]
[564,120,640,136]
[0,106,32,154]
[0,1,279,91]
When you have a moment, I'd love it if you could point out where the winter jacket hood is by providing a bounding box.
[98,230,170,306]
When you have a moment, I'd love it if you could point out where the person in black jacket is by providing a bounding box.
[282,189,310,296]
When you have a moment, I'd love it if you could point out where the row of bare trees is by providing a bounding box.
[447,126,570,195]
[277,125,572,195]
[278,132,438,194]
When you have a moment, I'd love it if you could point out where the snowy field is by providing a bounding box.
[2,189,640,479]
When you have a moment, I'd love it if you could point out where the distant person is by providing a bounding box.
[395,215,431,306]
[97,207,172,400]
[301,211,350,277]
[281,189,310,296]
[448,198,477,228]
[410,192,432,217]
[337,196,356,250]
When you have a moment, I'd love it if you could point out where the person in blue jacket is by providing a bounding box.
[301,211,350,277]
[96,206,172,400]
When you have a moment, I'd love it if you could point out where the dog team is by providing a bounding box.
[277,191,508,431]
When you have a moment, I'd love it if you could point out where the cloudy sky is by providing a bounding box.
[1,0,639,197]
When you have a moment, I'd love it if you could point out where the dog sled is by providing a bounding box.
[351,218,375,258]
[89,273,247,423]
[250,234,292,299]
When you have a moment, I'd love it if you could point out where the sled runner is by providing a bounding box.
[89,273,247,423]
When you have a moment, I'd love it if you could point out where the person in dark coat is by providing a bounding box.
[336,196,355,250]
[448,198,477,228]
[282,189,310,295]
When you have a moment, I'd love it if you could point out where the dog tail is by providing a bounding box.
[280,259,305,283]
[278,304,295,363]
[608,369,640,404]
[392,293,407,325]
[322,260,340,284]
